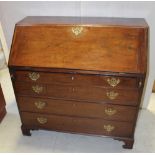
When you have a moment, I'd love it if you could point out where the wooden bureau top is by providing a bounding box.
[9,16,148,74]
[17,16,148,27]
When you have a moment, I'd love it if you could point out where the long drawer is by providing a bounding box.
[18,96,137,122]
[21,112,134,137]
[14,71,139,88]
[14,82,139,105]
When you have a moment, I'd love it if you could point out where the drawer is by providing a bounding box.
[21,112,134,137]
[18,96,137,122]
[14,71,139,88]
[14,82,139,105]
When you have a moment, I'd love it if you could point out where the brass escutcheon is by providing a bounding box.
[72,26,83,36]
[107,77,120,87]
[106,91,119,100]
[32,85,43,94]
[37,117,47,124]
[29,72,40,81]
[104,124,115,132]
[34,101,46,109]
[105,108,117,116]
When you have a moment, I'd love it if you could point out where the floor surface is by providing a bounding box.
[0,68,155,153]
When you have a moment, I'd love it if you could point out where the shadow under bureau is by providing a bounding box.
[8,16,148,149]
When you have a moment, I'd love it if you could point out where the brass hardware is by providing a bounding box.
[105,108,117,116]
[104,124,115,132]
[34,101,46,109]
[106,91,119,100]
[29,72,40,81]
[107,77,120,87]
[32,85,43,94]
[72,26,83,36]
[37,117,47,124]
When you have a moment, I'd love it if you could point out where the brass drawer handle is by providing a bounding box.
[104,124,115,132]
[105,108,117,116]
[32,85,43,94]
[37,117,47,124]
[34,101,46,109]
[107,77,120,87]
[106,91,119,100]
[29,72,40,81]
[72,26,83,36]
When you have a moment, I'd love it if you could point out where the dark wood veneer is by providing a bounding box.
[18,96,137,122]
[9,16,148,149]
[21,112,134,138]
[14,71,139,88]
[14,81,139,105]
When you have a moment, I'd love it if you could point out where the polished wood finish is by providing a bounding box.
[16,16,148,27]
[21,112,134,137]
[15,71,139,88]
[9,17,148,74]
[9,16,148,149]
[0,85,6,122]
[14,82,139,105]
[10,26,141,73]
[18,96,137,122]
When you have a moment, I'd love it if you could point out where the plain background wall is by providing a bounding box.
[0,1,155,108]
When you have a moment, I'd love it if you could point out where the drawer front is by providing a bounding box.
[21,112,134,137]
[14,71,138,88]
[14,82,139,105]
[18,96,137,122]
[15,82,47,96]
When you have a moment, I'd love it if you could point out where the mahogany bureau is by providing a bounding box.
[8,16,148,149]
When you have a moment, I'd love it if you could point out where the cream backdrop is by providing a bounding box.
[0,1,155,108]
